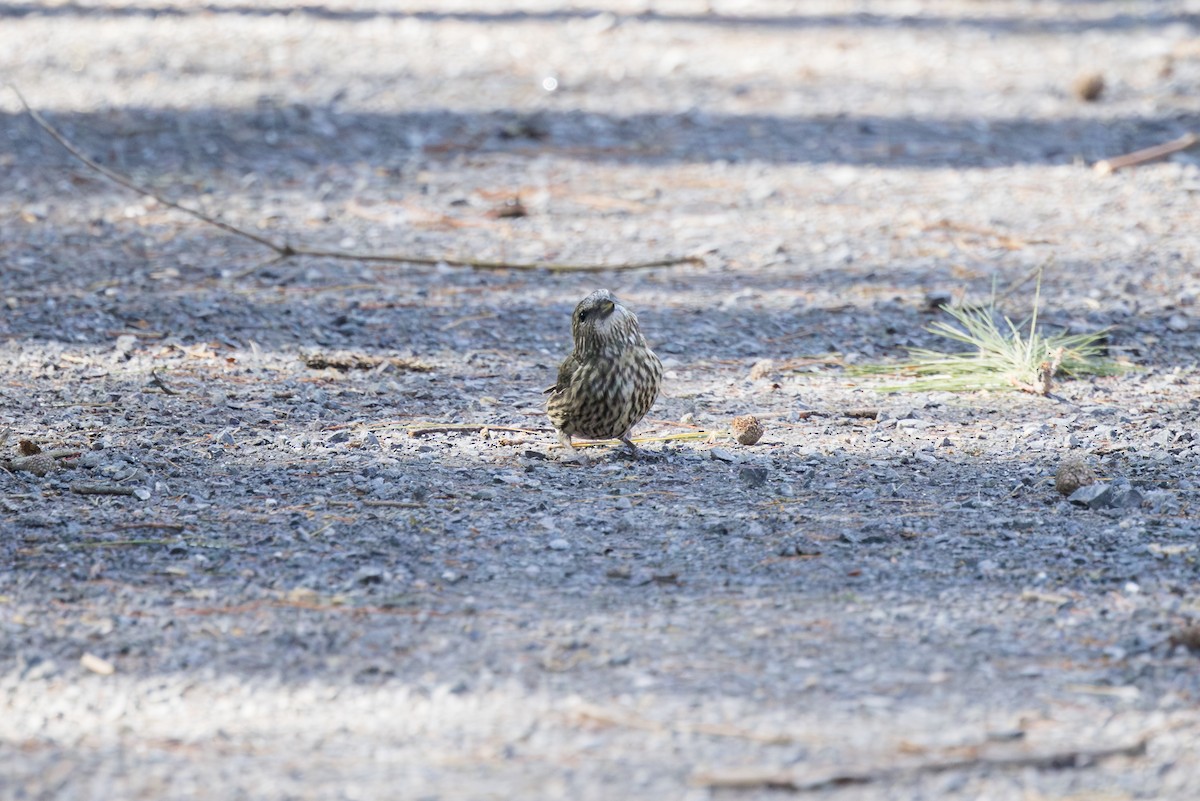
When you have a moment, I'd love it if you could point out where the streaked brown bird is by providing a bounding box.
[545,289,663,457]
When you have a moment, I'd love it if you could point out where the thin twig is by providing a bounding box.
[692,736,1148,791]
[571,702,796,745]
[994,255,1055,306]
[570,430,716,448]
[165,599,451,617]
[148,369,178,395]
[78,537,227,549]
[405,422,717,446]
[1094,132,1198,175]
[271,245,704,273]
[919,218,1053,250]
[778,357,845,371]
[11,85,284,252]
[70,483,137,496]
[10,84,704,274]
[112,522,187,532]
[406,424,549,437]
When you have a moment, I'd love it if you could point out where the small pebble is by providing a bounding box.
[80,653,115,676]
[924,290,953,310]
[1072,71,1105,101]
[710,448,737,463]
[355,567,387,585]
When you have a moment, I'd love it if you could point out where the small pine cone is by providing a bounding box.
[9,452,57,477]
[731,415,765,446]
[1055,455,1097,496]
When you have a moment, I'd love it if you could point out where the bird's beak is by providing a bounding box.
[600,300,616,317]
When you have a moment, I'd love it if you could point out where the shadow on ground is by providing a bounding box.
[4,106,1195,176]
[1,2,1197,35]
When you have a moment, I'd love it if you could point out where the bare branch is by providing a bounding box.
[10,84,704,274]
[1094,132,1198,175]
[692,736,1149,792]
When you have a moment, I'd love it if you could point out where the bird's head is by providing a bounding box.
[571,289,640,354]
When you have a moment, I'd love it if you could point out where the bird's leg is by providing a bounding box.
[620,434,664,461]
[557,431,587,463]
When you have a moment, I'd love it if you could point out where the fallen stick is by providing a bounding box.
[78,539,176,547]
[70,483,137,496]
[406,424,549,437]
[571,702,796,745]
[113,522,187,532]
[571,430,715,448]
[10,84,703,274]
[691,736,1148,791]
[919,218,1053,249]
[165,600,451,617]
[1094,132,1199,175]
[148,370,179,395]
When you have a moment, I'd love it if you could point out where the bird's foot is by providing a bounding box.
[618,436,663,461]
[557,433,588,464]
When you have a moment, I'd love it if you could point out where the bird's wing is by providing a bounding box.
[544,354,580,394]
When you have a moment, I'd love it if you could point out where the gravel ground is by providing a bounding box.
[3,1,1200,799]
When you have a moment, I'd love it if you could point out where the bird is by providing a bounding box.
[545,289,663,458]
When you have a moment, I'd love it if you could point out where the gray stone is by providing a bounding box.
[738,466,769,488]
[1109,486,1144,509]
[352,566,388,586]
[1068,483,1112,509]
